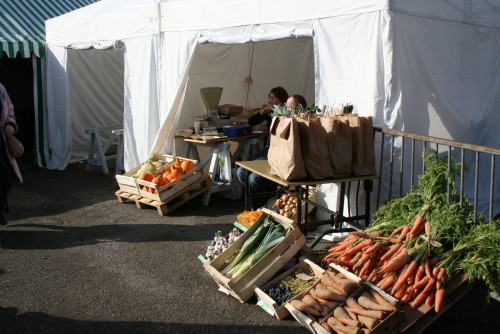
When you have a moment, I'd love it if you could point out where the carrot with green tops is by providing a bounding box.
[407,215,425,240]
[380,248,412,274]
[434,288,446,312]
[411,276,436,308]
[362,241,383,254]
[343,238,374,257]
[392,261,418,295]
[380,243,402,262]
[390,225,405,237]
[358,258,377,279]
[397,225,411,242]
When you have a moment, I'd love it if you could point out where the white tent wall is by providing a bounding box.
[67,48,124,161]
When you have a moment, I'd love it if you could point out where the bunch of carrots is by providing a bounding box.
[322,214,448,313]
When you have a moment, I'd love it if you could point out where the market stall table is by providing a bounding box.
[236,160,378,241]
[175,133,265,205]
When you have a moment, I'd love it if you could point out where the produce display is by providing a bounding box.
[321,150,500,313]
[237,210,262,229]
[222,216,292,280]
[263,269,319,306]
[274,193,299,218]
[136,157,194,194]
[204,229,242,261]
[288,270,361,323]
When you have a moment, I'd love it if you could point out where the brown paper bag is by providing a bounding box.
[268,116,307,180]
[339,114,376,176]
[319,117,352,177]
[294,113,333,179]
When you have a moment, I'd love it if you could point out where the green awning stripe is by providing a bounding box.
[0,0,97,59]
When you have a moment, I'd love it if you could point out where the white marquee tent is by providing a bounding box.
[44,0,500,215]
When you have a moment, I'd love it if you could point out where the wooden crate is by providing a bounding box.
[254,258,325,320]
[388,273,469,333]
[285,262,403,334]
[115,175,211,216]
[135,157,201,202]
[203,208,307,303]
[115,153,175,195]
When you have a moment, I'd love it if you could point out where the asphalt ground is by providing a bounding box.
[1,156,499,334]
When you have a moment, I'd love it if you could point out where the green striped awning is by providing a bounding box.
[0,0,98,58]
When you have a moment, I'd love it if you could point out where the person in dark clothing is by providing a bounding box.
[286,94,308,111]
[0,82,23,225]
[237,87,289,210]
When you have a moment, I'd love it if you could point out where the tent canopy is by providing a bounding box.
[44,0,500,215]
[0,0,97,58]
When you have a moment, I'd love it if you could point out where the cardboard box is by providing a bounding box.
[254,258,324,320]
[115,153,174,195]
[203,208,307,303]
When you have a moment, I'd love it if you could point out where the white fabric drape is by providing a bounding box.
[123,35,161,169]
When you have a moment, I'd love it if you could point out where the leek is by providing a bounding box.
[223,218,271,276]
[229,219,291,280]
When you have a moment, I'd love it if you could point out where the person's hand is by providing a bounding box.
[260,104,272,116]
[4,124,14,136]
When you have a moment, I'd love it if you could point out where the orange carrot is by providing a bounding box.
[366,268,378,283]
[425,289,435,306]
[411,215,425,235]
[392,261,418,295]
[436,267,446,281]
[424,221,431,239]
[343,238,374,257]
[415,265,425,283]
[380,243,402,262]
[353,252,372,273]
[412,275,430,292]
[411,276,436,308]
[363,242,383,254]
[374,236,401,244]
[397,225,411,243]
[380,248,411,274]
[378,272,397,291]
[358,258,376,279]
[390,225,405,237]
[327,258,356,268]
[424,258,432,278]
[434,288,446,312]
[394,280,408,300]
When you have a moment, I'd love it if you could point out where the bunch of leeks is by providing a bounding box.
[224,216,290,280]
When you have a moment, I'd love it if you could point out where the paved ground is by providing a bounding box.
[1,156,499,333]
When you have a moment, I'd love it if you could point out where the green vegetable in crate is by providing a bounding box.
[281,270,319,294]
[224,216,291,280]
[134,159,166,177]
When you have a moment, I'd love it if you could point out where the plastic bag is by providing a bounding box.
[218,142,232,183]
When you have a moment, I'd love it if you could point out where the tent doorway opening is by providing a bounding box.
[175,37,315,156]
[0,55,35,156]
[67,47,124,162]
